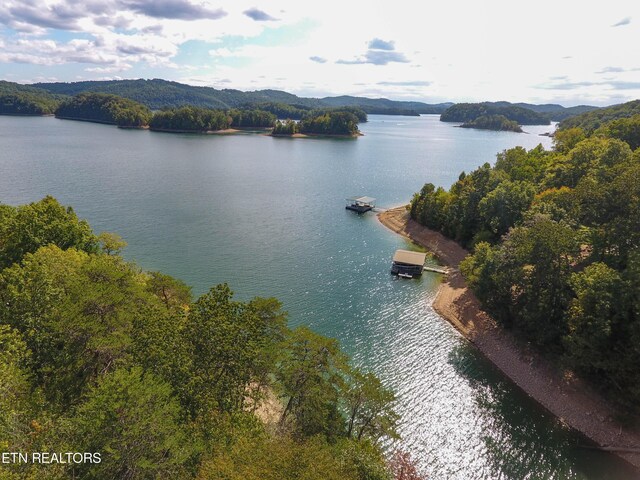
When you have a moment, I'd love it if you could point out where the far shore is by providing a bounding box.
[378,206,640,472]
[5,114,364,138]
[0,112,54,117]
[270,131,363,139]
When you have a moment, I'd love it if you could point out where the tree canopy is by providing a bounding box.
[55,92,152,127]
[149,106,231,132]
[558,99,640,133]
[460,114,523,132]
[0,81,64,115]
[441,102,550,125]
[411,113,640,405]
[0,196,408,479]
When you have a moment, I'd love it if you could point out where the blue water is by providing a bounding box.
[0,114,636,479]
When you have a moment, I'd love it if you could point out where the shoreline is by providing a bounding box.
[269,131,363,138]
[378,206,640,472]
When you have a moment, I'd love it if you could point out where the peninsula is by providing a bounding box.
[378,206,640,471]
[380,100,640,473]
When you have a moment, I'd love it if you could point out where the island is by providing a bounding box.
[271,109,363,137]
[441,102,550,125]
[459,114,523,132]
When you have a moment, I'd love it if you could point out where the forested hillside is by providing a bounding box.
[0,79,603,122]
[410,111,640,405]
[460,114,522,132]
[558,99,640,132]
[55,92,152,127]
[46,88,367,135]
[33,78,449,116]
[441,102,551,125]
[0,81,65,115]
[0,196,413,480]
[484,101,598,121]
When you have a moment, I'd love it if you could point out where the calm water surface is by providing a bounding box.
[0,115,636,479]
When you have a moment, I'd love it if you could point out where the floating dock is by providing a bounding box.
[346,196,376,213]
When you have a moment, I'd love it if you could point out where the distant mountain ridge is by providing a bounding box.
[1,78,603,120]
[31,79,454,115]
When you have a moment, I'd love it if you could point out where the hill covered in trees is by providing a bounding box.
[32,78,449,116]
[270,108,363,136]
[0,81,66,115]
[410,111,640,407]
[0,196,417,480]
[148,107,279,132]
[55,92,152,127]
[460,114,523,132]
[318,95,452,115]
[149,106,232,132]
[441,102,551,125]
[483,101,598,121]
[558,99,640,132]
[299,111,361,136]
[49,90,365,134]
[0,78,603,121]
[49,89,365,135]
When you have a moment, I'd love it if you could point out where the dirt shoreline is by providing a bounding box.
[378,206,640,472]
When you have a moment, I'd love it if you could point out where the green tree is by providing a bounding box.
[98,231,127,255]
[617,253,640,400]
[0,246,154,406]
[277,326,348,438]
[272,119,299,135]
[150,106,231,132]
[0,196,98,269]
[55,92,152,127]
[72,367,192,480]
[574,161,640,268]
[0,325,34,452]
[494,144,551,183]
[145,271,192,310]
[196,433,389,480]
[548,137,632,189]
[342,368,399,443]
[564,263,620,375]
[478,180,536,239]
[552,127,586,154]
[460,114,522,132]
[183,285,286,417]
[463,216,579,346]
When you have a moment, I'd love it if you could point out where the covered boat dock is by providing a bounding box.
[346,196,376,213]
[391,249,427,278]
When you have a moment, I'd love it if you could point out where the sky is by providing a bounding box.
[0,0,639,106]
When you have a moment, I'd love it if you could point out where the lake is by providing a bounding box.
[0,114,636,479]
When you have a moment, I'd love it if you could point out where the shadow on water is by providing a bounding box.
[448,344,640,480]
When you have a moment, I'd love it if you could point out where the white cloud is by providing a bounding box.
[0,0,638,104]
[612,16,631,27]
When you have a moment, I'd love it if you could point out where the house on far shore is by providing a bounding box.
[391,249,426,278]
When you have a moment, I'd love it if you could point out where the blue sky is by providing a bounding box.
[0,0,638,106]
